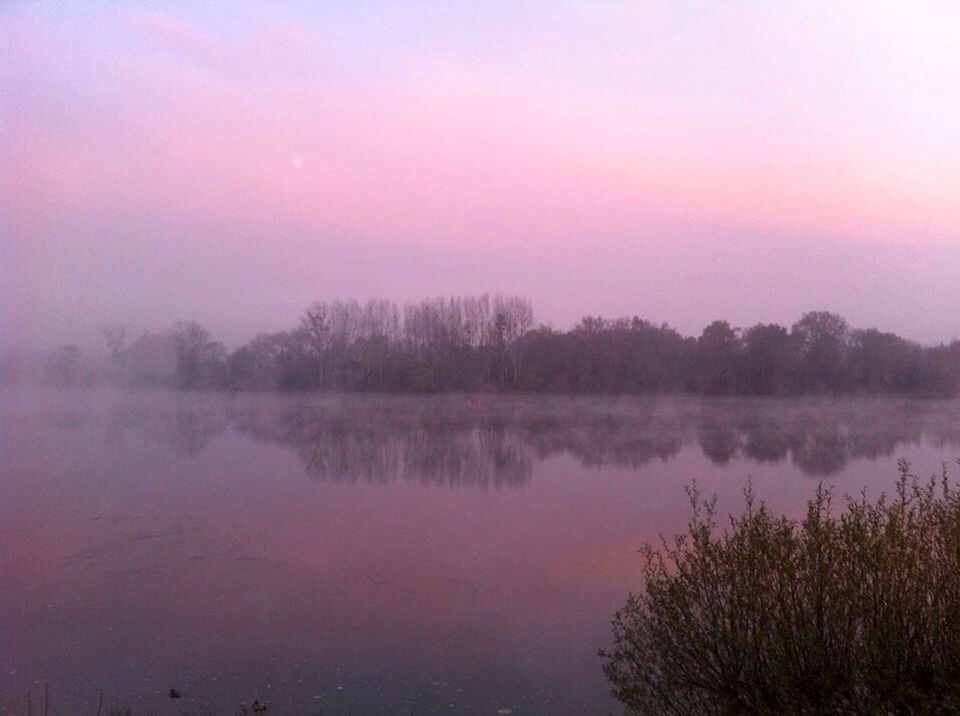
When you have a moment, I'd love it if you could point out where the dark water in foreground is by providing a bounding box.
[2,390,959,714]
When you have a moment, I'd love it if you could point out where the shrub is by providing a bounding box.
[600,460,960,714]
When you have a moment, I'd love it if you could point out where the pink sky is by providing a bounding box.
[2,1,960,349]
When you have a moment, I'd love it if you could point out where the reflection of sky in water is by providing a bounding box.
[2,391,959,713]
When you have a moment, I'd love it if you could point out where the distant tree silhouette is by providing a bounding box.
[41,296,959,397]
[693,320,742,394]
[172,321,226,390]
[743,323,797,395]
[792,311,850,391]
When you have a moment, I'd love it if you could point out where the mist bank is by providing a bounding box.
[4,294,960,396]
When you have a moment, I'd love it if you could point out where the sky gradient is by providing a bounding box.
[2,1,960,350]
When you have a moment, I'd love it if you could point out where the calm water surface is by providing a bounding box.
[2,390,959,714]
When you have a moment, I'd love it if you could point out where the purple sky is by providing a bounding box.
[2,1,959,350]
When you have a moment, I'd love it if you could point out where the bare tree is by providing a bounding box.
[301,301,331,387]
[492,293,534,386]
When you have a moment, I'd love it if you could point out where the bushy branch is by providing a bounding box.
[601,462,960,714]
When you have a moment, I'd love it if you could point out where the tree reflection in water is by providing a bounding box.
[91,395,960,484]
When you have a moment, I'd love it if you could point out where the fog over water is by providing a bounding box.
[3,390,959,713]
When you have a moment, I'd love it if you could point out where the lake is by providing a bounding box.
[2,390,959,714]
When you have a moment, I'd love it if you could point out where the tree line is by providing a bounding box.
[13,294,960,396]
